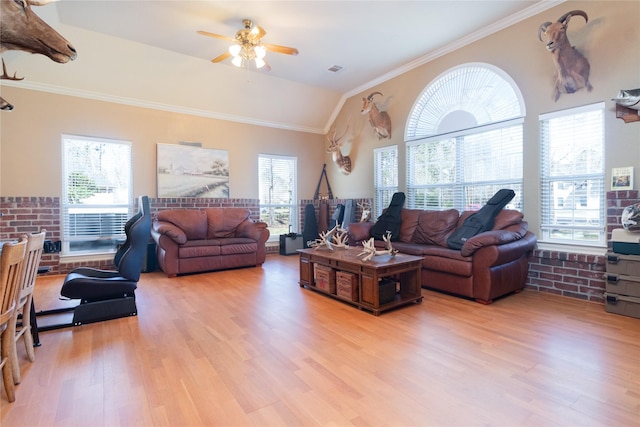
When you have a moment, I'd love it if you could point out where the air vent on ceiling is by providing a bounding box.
[328,65,343,73]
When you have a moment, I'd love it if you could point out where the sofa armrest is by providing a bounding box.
[470,231,537,303]
[152,220,187,245]
[347,222,375,245]
[460,221,529,257]
[236,219,269,242]
[470,232,537,266]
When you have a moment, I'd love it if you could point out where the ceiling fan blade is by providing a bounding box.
[197,30,235,42]
[211,51,231,63]
[259,60,272,72]
[263,43,299,56]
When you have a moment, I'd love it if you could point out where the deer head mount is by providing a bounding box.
[326,121,352,175]
[0,0,77,110]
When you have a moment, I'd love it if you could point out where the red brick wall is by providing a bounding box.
[526,190,639,303]
[0,196,260,275]
[3,193,638,304]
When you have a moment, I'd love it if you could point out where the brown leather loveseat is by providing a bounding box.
[347,209,536,304]
[151,208,270,277]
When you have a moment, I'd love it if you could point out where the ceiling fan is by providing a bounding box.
[197,19,299,71]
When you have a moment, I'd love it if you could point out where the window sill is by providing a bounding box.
[535,241,607,256]
[59,253,114,264]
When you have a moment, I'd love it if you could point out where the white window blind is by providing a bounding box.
[373,145,398,217]
[259,154,297,239]
[407,123,523,211]
[405,64,524,212]
[62,135,132,256]
[540,103,605,246]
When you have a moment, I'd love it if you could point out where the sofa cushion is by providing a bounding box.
[398,209,423,243]
[206,208,251,238]
[413,209,459,247]
[218,238,259,255]
[157,209,207,240]
[178,239,222,258]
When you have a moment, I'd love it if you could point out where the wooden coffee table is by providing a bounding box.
[298,247,423,315]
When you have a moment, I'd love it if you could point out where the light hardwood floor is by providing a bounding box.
[1,254,639,426]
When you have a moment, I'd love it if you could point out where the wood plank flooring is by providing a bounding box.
[1,254,639,426]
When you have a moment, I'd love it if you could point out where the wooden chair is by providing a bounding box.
[8,231,46,385]
[0,237,27,402]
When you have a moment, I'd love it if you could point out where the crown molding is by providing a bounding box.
[344,0,564,99]
[3,0,563,136]
[1,79,326,135]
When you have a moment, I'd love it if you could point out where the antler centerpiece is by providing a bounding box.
[357,231,398,262]
[308,224,350,251]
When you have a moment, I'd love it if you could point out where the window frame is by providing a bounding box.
[404,64,525,212]
[539,102,606,247]
[373,145,398,217]
[61,134,133,257]
[258,154,297,241]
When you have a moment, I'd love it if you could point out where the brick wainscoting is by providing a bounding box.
[527,190,639,303]
[0,197,261,275]
[2,193,638,304]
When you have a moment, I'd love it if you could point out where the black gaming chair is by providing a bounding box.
[39,195,152,329]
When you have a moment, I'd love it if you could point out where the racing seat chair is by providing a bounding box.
[40,195,151,329]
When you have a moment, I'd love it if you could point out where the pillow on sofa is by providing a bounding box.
[413,209,459,247]
[157,209,207,240]
[206,208,251,238]
[398,209,423,243]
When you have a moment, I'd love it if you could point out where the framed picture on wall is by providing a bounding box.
[157,143,229,198]
[611,166,634,190]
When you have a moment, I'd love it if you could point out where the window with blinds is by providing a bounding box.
[539,103,605,246]
[407,124,523,210]
[405,64,524,212]
[61,135,132,256]
[374,145,398,217]
[259,154,297,239]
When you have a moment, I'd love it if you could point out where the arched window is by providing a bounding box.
[405,63,525,211]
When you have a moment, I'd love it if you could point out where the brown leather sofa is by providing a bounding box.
[347,209,537,304]
[151,208,270,277]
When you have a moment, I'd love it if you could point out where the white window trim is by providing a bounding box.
[538,102,606,248]
[258,153,297,242]
[61,134,133,257]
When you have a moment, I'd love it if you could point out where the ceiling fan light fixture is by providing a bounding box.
[231,55,244,68]
[254,45,266,59]
[229,44,242,57]
[199,19,297,71]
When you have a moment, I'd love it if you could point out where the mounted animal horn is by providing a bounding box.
[538,9,591,101]
[538,10,588,42]
[558,10,588,25]
[537,22,552,41]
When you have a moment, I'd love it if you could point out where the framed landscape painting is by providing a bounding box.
[157,143,229,198]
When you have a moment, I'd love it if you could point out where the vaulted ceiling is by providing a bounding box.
[3,1,560,133]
